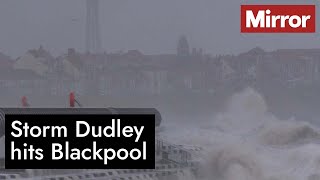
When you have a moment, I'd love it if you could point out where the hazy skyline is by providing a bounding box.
[0,0,319,58]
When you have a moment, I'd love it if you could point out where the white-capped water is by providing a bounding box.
[1,87,319,180]
[161,88,320,180]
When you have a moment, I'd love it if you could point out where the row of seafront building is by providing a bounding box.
[0,47,320,96]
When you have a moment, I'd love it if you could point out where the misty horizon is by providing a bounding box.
[1,0,319,58]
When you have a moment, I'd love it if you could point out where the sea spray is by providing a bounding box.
[160,87,320,180]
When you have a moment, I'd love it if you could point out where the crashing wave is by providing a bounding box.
[162,87,320,180]
[259,120,320,146]
[199,144,264,180]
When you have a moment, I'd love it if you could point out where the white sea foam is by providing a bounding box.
[161,87,320,180]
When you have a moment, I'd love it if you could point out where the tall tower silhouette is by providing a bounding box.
[86,0,101,53]
[177,35,190,57]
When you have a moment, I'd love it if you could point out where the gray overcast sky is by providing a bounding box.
[0,0,319,58]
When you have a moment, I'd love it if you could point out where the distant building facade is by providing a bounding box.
[1,44,320,97]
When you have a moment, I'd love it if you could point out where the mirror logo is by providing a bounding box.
[241,5,316,33]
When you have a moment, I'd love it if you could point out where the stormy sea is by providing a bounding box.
[0,88,319,180]
[160,88,320,180]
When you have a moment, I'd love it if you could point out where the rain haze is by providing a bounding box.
[1,0,320,180]
[0,0,319,57]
